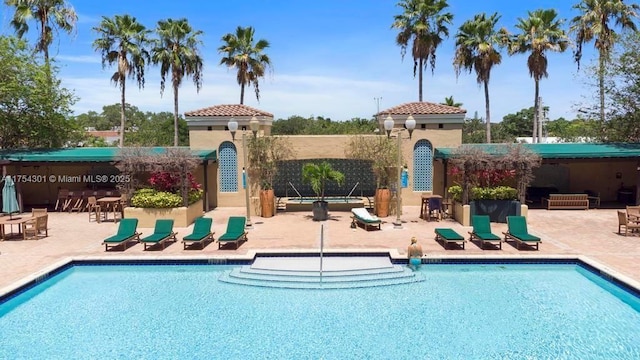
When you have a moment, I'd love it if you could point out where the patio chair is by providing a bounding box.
[426,197,443,221]
[617,210,640,236]
[55,189,69,211]
[351,207,381,231]
[469,215,502,250]
[218,216,248,250]
[23,214,48,240]
[182,217,214,249]
[102,218,140,251]
[140,219,177,251]
[503,216,541,250]
[434,228,466,249]
[87,196,103,222]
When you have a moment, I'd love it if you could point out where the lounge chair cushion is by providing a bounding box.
[104,218,138,243]
[471,215,502,240]
[141,219,175,243]
[351,208,381,223]
[435,228,464,240]
[219,217,247,241]
[183,217,213,241]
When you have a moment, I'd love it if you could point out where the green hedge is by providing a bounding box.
[448,185,517,202]
[131,188,203,208]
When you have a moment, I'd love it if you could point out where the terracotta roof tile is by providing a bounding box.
[378,101,466,116]
[185,104,273,117]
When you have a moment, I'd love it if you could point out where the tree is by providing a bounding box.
[392,0,453,102]
[441,96,462,107]
[152,18,203,147]
[93,14,151,148]
[218,26,272,104]
[570,0,639,123]
[5,0,77,70]
[507,9,569,143]
[0,36,78,148]
[454,12,506,143]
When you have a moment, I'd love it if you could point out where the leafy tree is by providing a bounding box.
[152,18,203,146]
[0,36,78,148]
[392,0,453,101]
[127,111,189,146]
[462,112,486,143]
[93,14,151,148]
[218,26,272,104]
[570,0,639,123]
[507,9,569,143]
[454,12,506,143]
[4,0,77,72]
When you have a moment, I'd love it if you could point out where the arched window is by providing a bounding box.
[219,141,238,192]
[413,139,433,191]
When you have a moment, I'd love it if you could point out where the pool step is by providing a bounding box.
[219,256,424,289]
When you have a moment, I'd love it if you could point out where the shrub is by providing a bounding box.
[131,188,203,208]
[448,185,517,202]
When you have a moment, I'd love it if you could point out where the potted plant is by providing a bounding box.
[247,135,293,217]
[301,161,345,221]
[345,135,399,217]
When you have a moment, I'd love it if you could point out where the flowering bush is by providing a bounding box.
[133,171,203,208]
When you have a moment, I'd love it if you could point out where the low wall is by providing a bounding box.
[124,200,203,228]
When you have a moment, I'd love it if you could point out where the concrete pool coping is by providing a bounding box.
[3,251,640,302]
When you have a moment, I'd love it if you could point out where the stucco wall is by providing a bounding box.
[189,125,463,211]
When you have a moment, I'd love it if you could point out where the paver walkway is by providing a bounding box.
[1,206,639,292]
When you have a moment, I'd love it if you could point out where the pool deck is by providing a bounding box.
[1,206,640,293]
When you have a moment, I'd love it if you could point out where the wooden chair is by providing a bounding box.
[32,208,47,217]
[23,214,48,239]
[626,206,640,222]
[87,196,102,222]
[618,210,640,236]
[55,189,69,211]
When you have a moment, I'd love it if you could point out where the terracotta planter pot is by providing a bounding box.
[375,188,391,217]
[260,189,275,218]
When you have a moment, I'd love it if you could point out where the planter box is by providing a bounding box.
[470,200,521,223]
[124,199,203,228]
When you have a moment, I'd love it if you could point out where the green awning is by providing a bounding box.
[434,143,640,160]
[0,147,216,163]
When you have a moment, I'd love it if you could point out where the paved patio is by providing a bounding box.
[1,206,639,293]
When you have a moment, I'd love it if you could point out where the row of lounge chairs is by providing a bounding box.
[435,215,541,250]
[102,216,248,251]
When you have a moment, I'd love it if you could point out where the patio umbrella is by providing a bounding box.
[2,175,19,219]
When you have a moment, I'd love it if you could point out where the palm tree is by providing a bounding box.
[570,0,639,123]
[218,26,272,104]
[93,15,151,148]
[441,96,462,107]
[151,18,204,147]
[507,9,569,143]
[454,12,506,143]
[5,0,77,67]
[391,0,453,102]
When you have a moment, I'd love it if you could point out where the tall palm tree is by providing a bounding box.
[441,96,462,107]
[5,0,77,67]
[570,0,639,123]
[151,18,204,147]
[93,15,151,148]
[218,26,272,104]
[507,9,569,143]
[392,0,453,102]
[454,12,506,143]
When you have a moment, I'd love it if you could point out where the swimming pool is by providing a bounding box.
[1,261,639,359]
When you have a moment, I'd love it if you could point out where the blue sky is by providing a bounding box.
[1,0,600,122]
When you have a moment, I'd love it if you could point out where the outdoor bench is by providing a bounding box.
[544,194,589,210]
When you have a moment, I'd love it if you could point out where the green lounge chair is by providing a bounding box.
[434,228,466,249]
[503,216,541,250]
[102,218,140,251]
[469,215,502,250]
[351,207,381,231]
[140,219,177,251]
[218,216,248,249]
[182,217,214,249]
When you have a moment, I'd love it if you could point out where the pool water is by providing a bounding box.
[1,263,639,359]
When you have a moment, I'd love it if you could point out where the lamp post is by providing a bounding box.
[383,114,416,229]
[228,117,259,229]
